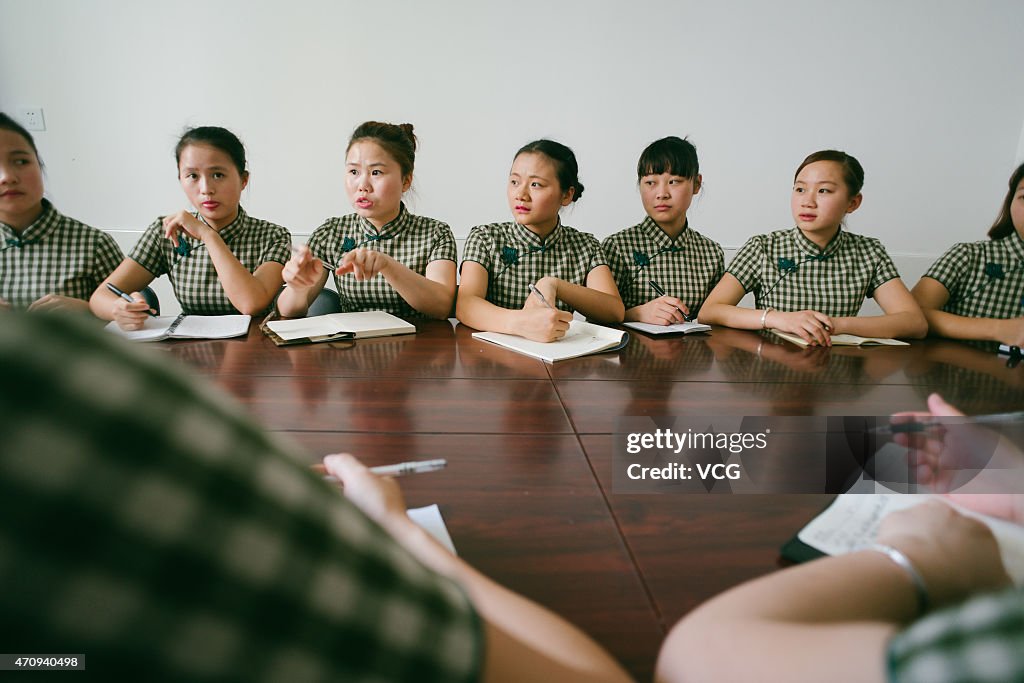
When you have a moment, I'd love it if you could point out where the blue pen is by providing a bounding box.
[105,283,156,316]
[648,280,692,321]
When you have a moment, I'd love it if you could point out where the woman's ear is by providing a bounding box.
[402,174,413,192]
[241,171,250,191]
[560,186,575,206]
[693,174,703,194]
[846,192,863,213]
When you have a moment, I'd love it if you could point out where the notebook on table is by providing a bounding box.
[105,314,251,342]
[262,310,416,346]
[471,320,629,363]
[781,494,1024,584]
[771,330,910,348]
[624,320,711,336]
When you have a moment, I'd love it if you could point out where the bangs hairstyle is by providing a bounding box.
[988,162,1024,239]
[0,112,42,166]
[637,136,699,181]
[795,150,864,196]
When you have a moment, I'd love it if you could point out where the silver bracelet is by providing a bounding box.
[760,307,774,330]
[867,543,930,615]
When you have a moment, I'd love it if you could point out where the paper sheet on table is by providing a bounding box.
[798,494,1024,584]
[407,504,457,555]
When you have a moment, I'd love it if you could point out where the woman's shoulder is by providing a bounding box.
[405,211,453,234]
[559,223,600,246]
[242,212,291,237]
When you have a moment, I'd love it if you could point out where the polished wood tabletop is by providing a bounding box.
[157,320,1024,680]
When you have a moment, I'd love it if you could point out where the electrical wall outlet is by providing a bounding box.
[18,108,46,132]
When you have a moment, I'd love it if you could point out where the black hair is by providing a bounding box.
[174,126,247,177]
[795,150,864,196]
[0,112,42,166]
[348,121,417,179]
[637,136,699,180]
[514,139,584,202]
[989,162,1024,239]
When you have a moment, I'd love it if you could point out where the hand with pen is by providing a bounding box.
[629,280,692,325]
[106,282,156,330]
[519,278,572,342]
[890,393,1022,501]
[628,296,691,325]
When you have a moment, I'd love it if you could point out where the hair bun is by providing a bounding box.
[571,181,585,202]
[398,123,417,150]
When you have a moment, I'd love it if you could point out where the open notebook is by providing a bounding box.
[262,311,416,346]
[105,314,251,342]
[772,330,910,348]
[472,320,629,363]
[624,320,711,336]
[782,494,1024,584]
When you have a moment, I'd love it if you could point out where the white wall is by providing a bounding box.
[2,0,1023,265]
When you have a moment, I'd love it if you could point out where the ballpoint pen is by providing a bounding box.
[648,280,692,321]
[871,411,1024,435]
[105,283,157,316]
[316,458,448,482]
[291,245,338,272]
[528,283,554,309]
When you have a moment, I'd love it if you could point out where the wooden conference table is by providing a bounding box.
[155,320,1024,680]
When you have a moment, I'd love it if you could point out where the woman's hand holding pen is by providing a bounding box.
[321,453,412,535]
[629,296,690,325]
[283,246,325,290]
[768,309,834,346]
[112,293,154,331]
[336,248,393,281]
[519,277,572,341]
[163,210,214,247]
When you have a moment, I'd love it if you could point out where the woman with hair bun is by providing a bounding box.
[456,139,624,342]
[278,121,457,319]
[700,150,926,345]
[92,125,291,329]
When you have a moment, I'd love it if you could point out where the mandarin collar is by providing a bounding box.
[640,215,689,248]
[213,206,249,243]
[1004,229,1024,262]
[792,225,845,258]
[0,199,58,243]
[513,217,564,249]
[358,202,410,238]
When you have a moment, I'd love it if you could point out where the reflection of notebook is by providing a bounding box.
[772,330,910,347]
[105,314,251,342]
[624,320,711,336]
[263,311,416,346]
[782,494,1024,584]
[472,320,629,363]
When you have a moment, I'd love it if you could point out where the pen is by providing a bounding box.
[871,411,1024,435]
[648,280,692,321]
[529,283,554,309]
[105,283,156,316]
[291,246,338,272]
[317,458,448,482]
